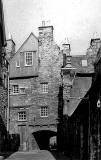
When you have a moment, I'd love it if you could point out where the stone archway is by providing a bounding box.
[17,125,57,151]
[32,130,57,150]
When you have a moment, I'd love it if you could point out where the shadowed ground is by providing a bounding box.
[4,150,72,160]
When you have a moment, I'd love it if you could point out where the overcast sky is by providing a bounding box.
[3,0,101,55]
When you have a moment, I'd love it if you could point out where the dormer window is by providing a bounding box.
[81,60,87,67]
[25,52,33,66]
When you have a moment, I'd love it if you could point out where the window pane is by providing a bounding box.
[40,106,48,117]
[13,85,19,93]
[18,111,26,121]
[41,83,48,93]
[25,52,33,66]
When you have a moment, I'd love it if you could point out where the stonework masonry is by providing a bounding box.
[9,24,62,151]
[0,0,9,152]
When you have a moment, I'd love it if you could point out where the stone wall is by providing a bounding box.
[0,57,8,152]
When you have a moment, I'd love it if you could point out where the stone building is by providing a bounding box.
[0,0,9,152]
[9,23,61,151]
[57,37,101,160]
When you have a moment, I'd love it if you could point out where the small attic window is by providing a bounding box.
[16,60,20,67]
[81,60,87,67]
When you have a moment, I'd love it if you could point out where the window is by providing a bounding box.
[25,52,33,66]
[16,60,20,67]
[18,111,26,121]
[20,87,25,94]
[41,83,48,93]
[40,106,48,117]
[82,60,87,67]
[13,85,19,94]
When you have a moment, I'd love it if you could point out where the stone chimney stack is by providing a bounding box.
[62,38,71,67]
[6,34,16,61]
[90,33,101,55]
[62,38,71,55]
[38,21,54,46]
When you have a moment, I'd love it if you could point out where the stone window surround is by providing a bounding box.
[25,51,33,66]
[18,111,27,121]
[40,106,48,117]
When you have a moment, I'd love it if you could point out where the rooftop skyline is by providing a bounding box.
[3,0,101,54]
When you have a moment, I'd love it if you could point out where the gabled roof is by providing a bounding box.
[16,32,38,53]
[10,32,38,62]
[9,32,39,78]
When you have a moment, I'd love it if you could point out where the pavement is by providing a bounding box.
[1,150,72,160]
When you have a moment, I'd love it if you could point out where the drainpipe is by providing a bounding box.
[26,108,29,151]
[88,96,91,160]
[7,63,10,132]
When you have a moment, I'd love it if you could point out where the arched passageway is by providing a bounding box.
[33,130,57,150]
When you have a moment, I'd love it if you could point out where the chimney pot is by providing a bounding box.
[42,21,45,27]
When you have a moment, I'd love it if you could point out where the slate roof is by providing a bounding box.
[71,55,95,74]
[65,54,94,116]
[67,76,92,116]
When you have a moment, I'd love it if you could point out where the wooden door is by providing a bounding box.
[18,125,27,151]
